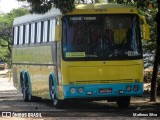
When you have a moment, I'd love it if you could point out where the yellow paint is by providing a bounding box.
[12,44,55,99]
[61,60,144,85]
[67,3,138,15]
[12,45,53,64]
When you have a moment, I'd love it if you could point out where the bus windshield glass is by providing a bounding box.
[62,14,142,61]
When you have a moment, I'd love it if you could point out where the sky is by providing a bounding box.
[0,0,26,13]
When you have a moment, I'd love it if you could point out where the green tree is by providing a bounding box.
[18,0,103,13]
[0,8,29,67]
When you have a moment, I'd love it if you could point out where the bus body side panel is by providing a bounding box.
[12,43,56,99]
[12,64,21,91]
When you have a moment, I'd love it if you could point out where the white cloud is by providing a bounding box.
[0,0,21,13]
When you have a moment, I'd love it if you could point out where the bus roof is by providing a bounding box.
[75,3,135,9]
[69,3,137,15]
[13,8,61,26]
[13,3,137,26]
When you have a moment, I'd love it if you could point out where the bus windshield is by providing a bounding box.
[62,14,142,61]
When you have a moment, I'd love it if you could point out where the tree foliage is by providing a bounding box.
[18,0,75,14]
[18,0,104,13]
[0,8,29,67]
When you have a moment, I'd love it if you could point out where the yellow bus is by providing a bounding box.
[12,3,149,108]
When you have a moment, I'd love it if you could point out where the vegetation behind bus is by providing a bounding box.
[0,8,29,68]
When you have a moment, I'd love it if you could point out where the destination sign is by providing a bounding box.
[70,17,96,21]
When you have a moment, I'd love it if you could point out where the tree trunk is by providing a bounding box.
[150,0,160,101]
[150,51,158,101]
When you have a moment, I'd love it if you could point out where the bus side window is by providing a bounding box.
[23,25,25,44]
[40,21,44,43]
[31,23,35,44]
[34,22,37,43]
[47,20,50,42]
[17,26,20,45]
[19,25,23,45]
[49,19,56,42]
[36,22,41,43]
[29,23,31,44]
[13,26,18,45]
[25,24,29,44]
[43,20,48,43]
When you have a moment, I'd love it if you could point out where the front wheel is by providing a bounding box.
[49,77,63,108]
[116,96,130,108]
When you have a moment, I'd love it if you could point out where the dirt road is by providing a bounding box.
[0,71,160,120]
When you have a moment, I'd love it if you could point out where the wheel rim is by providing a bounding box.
[51,85,57,106]
[23,82,31,100]
[27,84,31,100]
[23,83,27,99]
[23,87,26,99]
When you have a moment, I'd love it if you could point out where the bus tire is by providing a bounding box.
[116,96,130,108]
[49,75,63,108]
[22,73,32,102]
[20,71,24,93]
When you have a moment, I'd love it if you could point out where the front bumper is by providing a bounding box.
[62,82,143,99]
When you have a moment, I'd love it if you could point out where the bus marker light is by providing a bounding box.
[126,86,132,92]
[78,88,84,94]
[134,85,139,92]
[70,88,76,94]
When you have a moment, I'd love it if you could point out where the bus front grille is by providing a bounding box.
[74,79,134,84]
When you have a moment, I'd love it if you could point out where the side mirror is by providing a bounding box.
[142,24,150,40]
[139,15,150,40]
[55,25,62,41]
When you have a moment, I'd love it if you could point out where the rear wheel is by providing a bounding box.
[116,96,130,108]
[22,79,31,102]
[22,74,41,102]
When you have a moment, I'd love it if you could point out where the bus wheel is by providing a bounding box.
[116,96,130,108]
[49,77,62,108]
[22,80,31,102]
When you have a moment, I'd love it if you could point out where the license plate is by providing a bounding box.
[99,88,112,93]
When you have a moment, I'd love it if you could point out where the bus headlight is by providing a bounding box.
[126,86,132,92]
[134,85,139,92]
[70,88,76,94]
[78,88,84,94]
